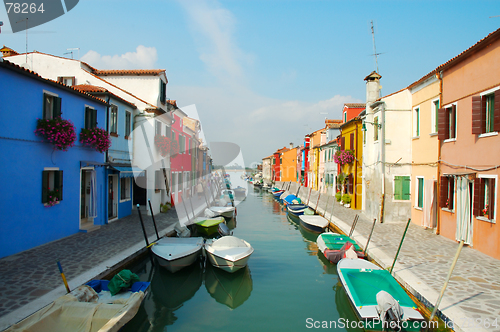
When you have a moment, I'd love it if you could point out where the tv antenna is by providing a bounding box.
[16,18,28,64]
[66,48,80,60]
[370,20,383,73]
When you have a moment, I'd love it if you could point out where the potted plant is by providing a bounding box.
[335,191,342,202]
[160,202,171,213]
[46,188,61,207]
[483,204,489,219]
[154,135,171,157]
[341,194,351,208]
[35,118,77,151]
[80,127,111,153]
[334,149,355,166]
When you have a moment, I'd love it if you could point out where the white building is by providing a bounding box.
[362,71,413,223]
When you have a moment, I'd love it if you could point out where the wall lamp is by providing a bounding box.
[362,121,382,131]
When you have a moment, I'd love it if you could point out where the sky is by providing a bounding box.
[1,0,499,166]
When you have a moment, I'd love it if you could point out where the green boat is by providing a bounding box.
[337,259,425,331]
[316,232,362,252]
[194,217,225,236]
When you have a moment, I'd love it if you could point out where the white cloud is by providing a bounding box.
[81,45,158,69]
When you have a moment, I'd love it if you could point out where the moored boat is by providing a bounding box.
[151,237,205,272]
[206,206,236,219]
[5,275,150,332]
[337,258,424,331]
[299,215,329,233]
[316,232,365,263]
[194,217,225,236]
[204,236,254,273]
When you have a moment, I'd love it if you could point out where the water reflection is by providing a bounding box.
[317,250,337,275]
[204,264,253,309]
[333,282,364,332]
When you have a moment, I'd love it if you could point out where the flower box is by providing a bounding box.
[35,118,76,151]
[80,127,111,153]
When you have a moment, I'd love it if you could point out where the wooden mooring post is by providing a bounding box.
[389,218,411,273]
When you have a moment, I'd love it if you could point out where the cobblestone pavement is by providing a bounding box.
[280,182,500,332]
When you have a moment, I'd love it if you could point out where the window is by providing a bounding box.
[42,170,63,204]
[472,90,500,135]
[110,105,118,135]
[120,177,130,200]
[473,176,496,221]
[84,107,97,129]
[432,99,440,134]
[178,172,183,191]
[155,170,164,192]
[438,105,456,141]
[413,107,420,137]
[57,76,75,86]
[179,135,185,153]
[159,80,167,104]
[43,93,61,119]
[439,176,455,210]
[343,112,347,123]
[165,125,171,139]
[394,176,410,201]
[350,133,354,150]
[125,112,131,138]
[416,177,424,208]
[374,117,379,141]
[171,171,177,191]
[155,120,162,136]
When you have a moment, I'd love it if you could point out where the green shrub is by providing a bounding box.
[341,194,351,204]
[335,192,342,202]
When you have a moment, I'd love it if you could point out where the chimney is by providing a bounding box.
[289,143,293,149]
[364,71,382,104]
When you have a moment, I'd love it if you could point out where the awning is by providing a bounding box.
[81,160,107,168]
[111,166,145,178]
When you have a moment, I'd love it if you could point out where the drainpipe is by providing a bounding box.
[436,71,443,235]
[355,122,358,209]
[381,101,386,223]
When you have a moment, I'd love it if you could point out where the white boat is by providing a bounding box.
[206,205,236,219]
[4,279,150,332]
[299,215,329,233]
[151,237,204,273]
[204,236,254,273]
[337,259,424,330]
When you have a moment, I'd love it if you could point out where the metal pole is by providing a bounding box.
[323,193,330,218]
[148,199,160,241]
[201,182,210,207]
[181,195,193,225]
[348,215,359,238]
[315,185,322,212]
[137,204,150,247]
[188,193,196,219]
[390,218,412,273]
[306,187,312,206]
[429,240,464,321]
[364,218,377,255]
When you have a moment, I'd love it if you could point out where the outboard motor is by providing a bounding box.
[376,290,403,331]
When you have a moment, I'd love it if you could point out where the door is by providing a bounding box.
[108,175,118,220]
[80,169,96,226]
[455,176,473,245]
[133,173,147,206]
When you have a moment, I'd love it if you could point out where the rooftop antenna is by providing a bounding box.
[67,48,80,60]
[16,18,28,64]
[370,20,381,73]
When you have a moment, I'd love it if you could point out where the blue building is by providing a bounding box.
[0,59,108,258]
[74,84,142,221]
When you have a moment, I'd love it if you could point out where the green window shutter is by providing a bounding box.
[418,178,424,208]
[394,176,402,200]
[92,109,97,128]
[42,171,49,203]
[55,170,63,201]
[402,176,411,201]
[54,96,62,118]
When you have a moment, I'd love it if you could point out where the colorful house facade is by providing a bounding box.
[0,59,108,258]
[281,144,298,182]
[339,117,363,209]
[408,71,441,229]
[437,28,500,260]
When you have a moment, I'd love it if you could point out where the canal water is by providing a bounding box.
[122,187,364,332]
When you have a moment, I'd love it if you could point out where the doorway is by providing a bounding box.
[455,176,473,245]
[108,174,118,220]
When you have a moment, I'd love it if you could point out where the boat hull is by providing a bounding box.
[299,215,329,233]
[205,251,252,273]
[151,237,204,273]
[286,204,308,216]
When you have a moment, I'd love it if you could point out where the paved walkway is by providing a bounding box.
[279,182,500,332]
[0,191,214,331]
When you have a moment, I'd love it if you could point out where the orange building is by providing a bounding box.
[281,145,298,182]
[438,28,500,259]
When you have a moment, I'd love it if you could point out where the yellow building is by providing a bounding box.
[339,117,363,210]
[281,147,298,182]
[307,128,324,190]
[408,71,440,228]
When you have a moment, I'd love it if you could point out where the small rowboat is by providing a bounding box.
[194,217,225,236]
[299,215,329,233]
[337,259,424,331]
[316,232,365,263]
[204,236,254,273]
[206,206,236,219]
[151,237,205,273]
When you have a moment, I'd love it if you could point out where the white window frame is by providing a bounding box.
[413,106,420,138]
[120,177,131,202]
[476,174,497,224]
[430,98,440,135]
[443,102,458,143]
[479,86,500,138]
[415,176,424,210]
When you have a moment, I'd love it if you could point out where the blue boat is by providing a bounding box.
[286,203,309,216]
[271,190,284,198]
